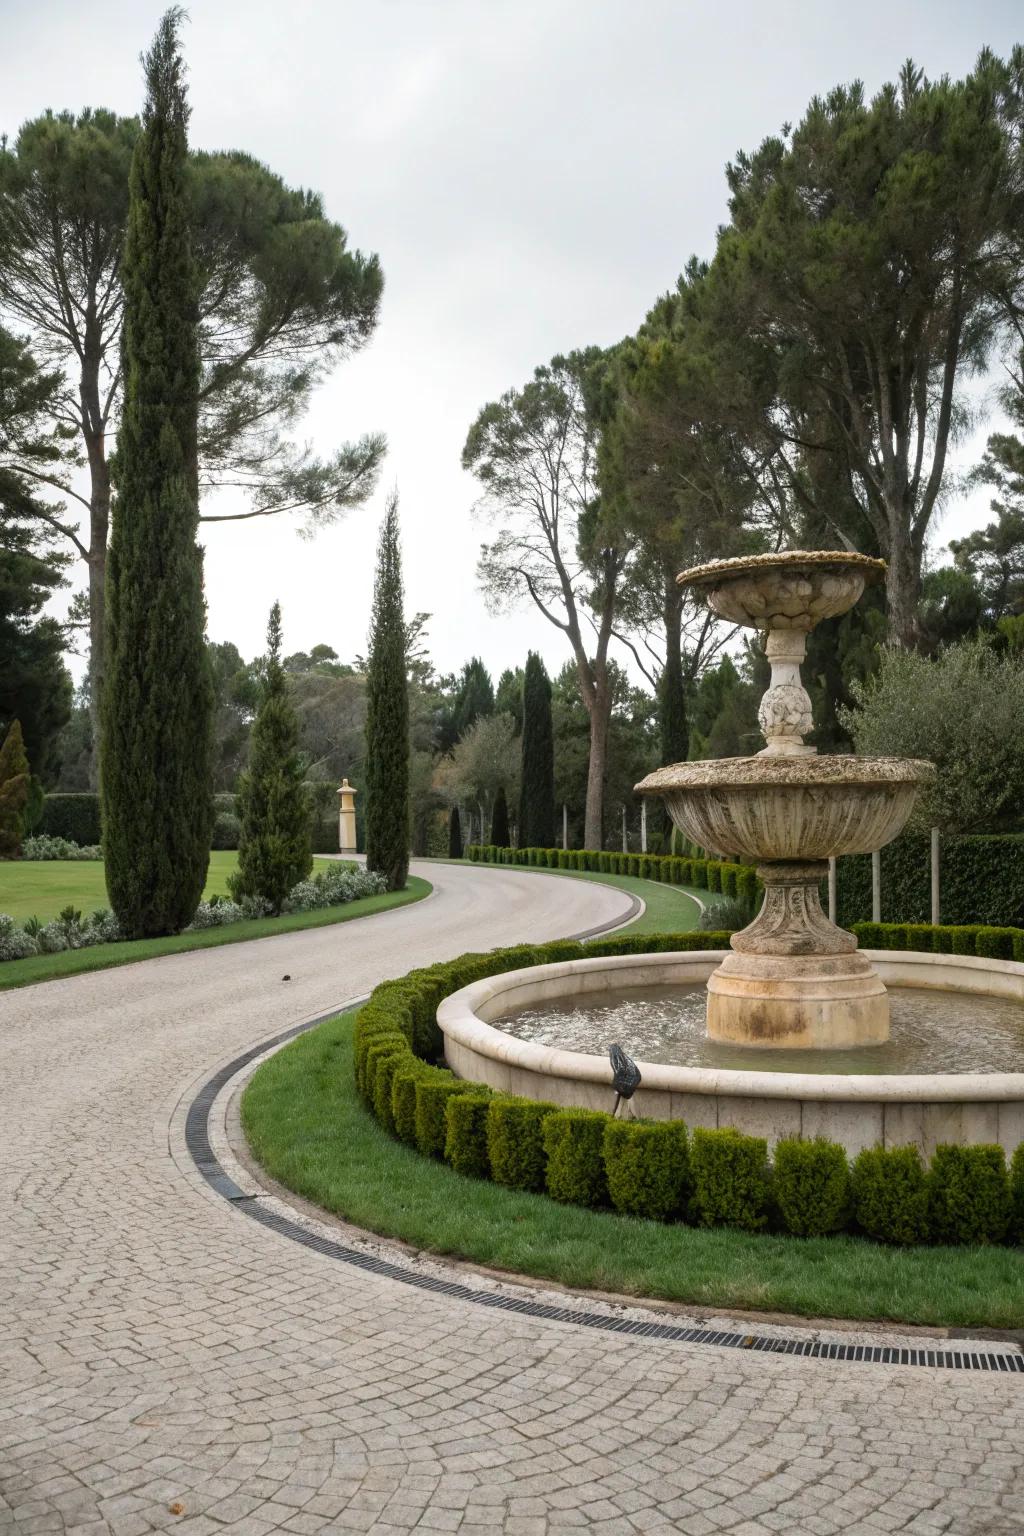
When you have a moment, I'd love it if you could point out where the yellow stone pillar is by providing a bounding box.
[337,778,357,855]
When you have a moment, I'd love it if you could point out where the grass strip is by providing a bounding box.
[0,879,431,991]
[242,1009,1024,1330]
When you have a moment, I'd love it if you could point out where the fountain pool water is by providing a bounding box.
[496,983,1024,1076]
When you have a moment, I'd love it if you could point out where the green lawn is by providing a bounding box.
[0,848,331,924]
[0,875,432,991]
[242,1009,1024,1330]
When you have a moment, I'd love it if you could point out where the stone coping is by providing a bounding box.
[679,550,887,589]
[636,755,934,792]
[436,949,1024,1105]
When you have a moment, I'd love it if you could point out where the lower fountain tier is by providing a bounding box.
[707,949,889,1050]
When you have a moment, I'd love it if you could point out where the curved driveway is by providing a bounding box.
[1,861,1022,1535]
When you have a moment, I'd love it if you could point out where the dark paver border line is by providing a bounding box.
[182,881,1022,1376]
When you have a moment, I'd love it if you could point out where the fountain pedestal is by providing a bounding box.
[637,551,934,1051]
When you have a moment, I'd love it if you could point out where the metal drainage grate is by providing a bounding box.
[184,1016,1024,1376]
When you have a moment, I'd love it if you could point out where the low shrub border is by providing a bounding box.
[353,936,1023,1251]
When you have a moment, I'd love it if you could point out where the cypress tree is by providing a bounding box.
[490,785,510,847]
[365,490,409,890]
[100,10,213,937]
[229,602,312,914]
[448,806,463,859]
[519,652,555,847]
[0,720,30,858]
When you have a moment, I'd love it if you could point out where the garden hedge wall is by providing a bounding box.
[465,844,761,911]
[38,793,101,846]
[351,935,1024,1249]
[837,833,1024,928]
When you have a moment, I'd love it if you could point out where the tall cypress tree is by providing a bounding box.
[365,490,409,890]
[519,652,555,847]
[490,785,510,847]
[100,10,213,937]
[229,603,311,914]
[448,806,463,859]
[0,720,30,858]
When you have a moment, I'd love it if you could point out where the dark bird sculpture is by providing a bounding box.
[608,1043,642,1117]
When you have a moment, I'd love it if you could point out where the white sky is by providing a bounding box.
[4,0,1023,681]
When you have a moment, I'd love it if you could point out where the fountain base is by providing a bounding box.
[706,949,889,1050]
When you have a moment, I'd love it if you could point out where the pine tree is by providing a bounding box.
[490,785,510,847]
[448,806,463,859]
[365,490,410,890]
[229,603,312,913]
[519,652,555,847]
[0,720,30,858]
[100,10,213,937]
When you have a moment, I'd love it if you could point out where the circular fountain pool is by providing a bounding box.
[498,983,1024,1076]
[437,949,1024,1158]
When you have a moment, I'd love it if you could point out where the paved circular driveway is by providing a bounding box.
[1,861,1022,1535]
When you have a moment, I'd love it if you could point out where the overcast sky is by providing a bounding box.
[5,0,1023,683]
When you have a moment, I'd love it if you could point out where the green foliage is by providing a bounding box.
[603,1118,689,1221]
[370,1045,409,1135]
[1010,1143,1024,1245]
[489,785,510,848]
[364,492,410,891]
[773,1137,850,1238]
[0,720,30,858]
[391,1060,430,1145]
[487,1097,557,1193]
[447,807,463,859]
[690,1127,770,1232]
[842,835,1024,928]
[414,1074,469,1159]
[35,796,100,844]
[229,604,312,914]
[542,1109,610,1208]
[851,1146,930,1246]
[851,920,1024,960]
[444,1090,494,1178]
[100,15,213,938]
[927,1144,1011,1247]
[519,652,555,848]
[843,640,1024,835]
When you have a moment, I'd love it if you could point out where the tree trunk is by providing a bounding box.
[81,356,112,787]
[658,576,687,846]
[884,521,922,649]
[583,682,611,852]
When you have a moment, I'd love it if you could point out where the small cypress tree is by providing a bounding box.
[365,490,410,890]
[229,602,312,914]
[448,806,463,859]
[519,651,555,847]
[490,786,510,847]
[0,720,30,858]
[100,10,213,937]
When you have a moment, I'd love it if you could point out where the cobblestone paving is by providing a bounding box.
[2,863,1022,1535]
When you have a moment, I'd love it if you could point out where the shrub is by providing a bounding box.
[211,811,240,850]
[851,1146,930,1245]
[0,914,38,961]
[603,1118,689,1221]
[188,898,244,929]
[542,1109,610,1207]
[414,1074,471,1158]
[444,1090,494,1178]
[37,793,101,846]
[950,927,978,956]
[690,1127,770,1232]
[974,926,1017,960]
[773,1137,850,1237]
[1011,1143,1024,1245]
[698,898,749,933]
[927,1144,1011,1246]
[364,1040,408,1114]
[371,1047,411,1134]
[487,1097,557,1192]
[391,1059,430,1144]
[21,834,102,860]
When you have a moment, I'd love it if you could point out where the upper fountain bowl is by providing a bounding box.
[681,550,886,632]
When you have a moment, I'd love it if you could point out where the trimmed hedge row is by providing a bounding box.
[852,921,1024,962]
[352,938,1024,1248]
[838,832,1024,928]
[38,793,101,846]
[465,844,761,910]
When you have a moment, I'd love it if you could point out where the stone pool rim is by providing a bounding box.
[437,949,1024,1156]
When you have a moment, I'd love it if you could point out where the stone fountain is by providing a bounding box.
[636,551,934,1050]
